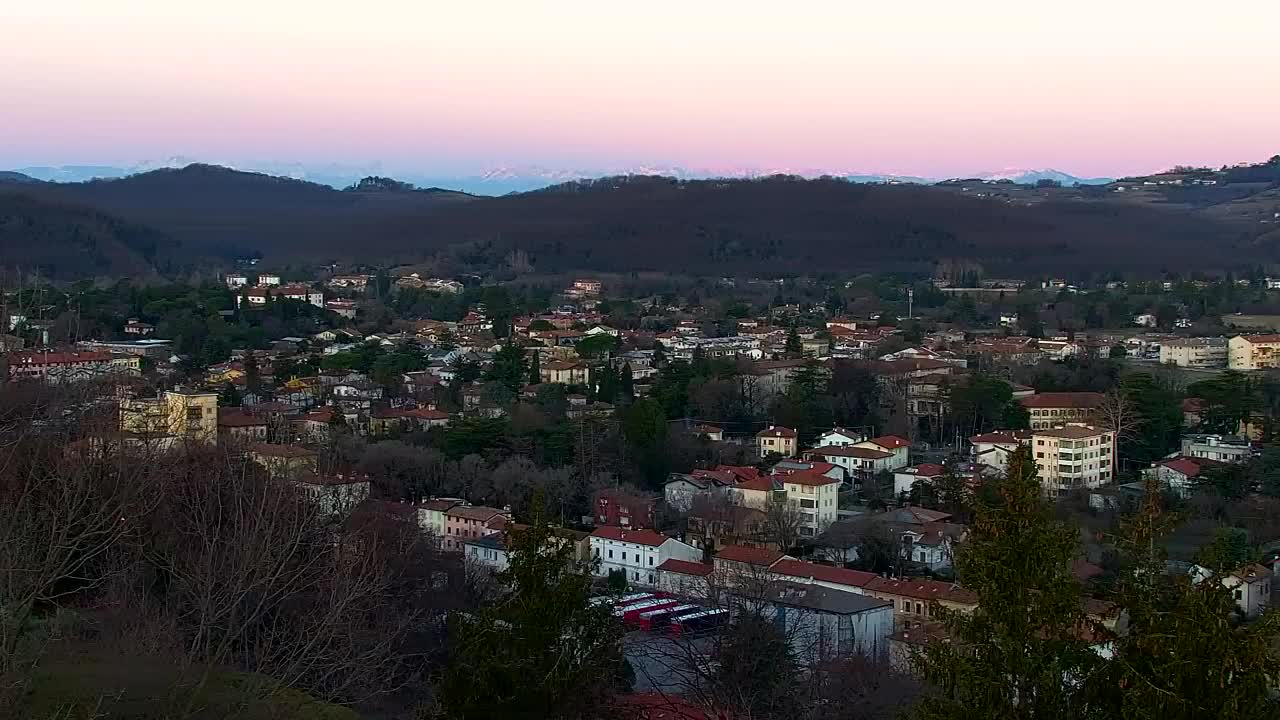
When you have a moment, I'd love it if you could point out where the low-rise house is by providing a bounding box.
[756,425,798,458]
[590,527,702,587]
[656,558,716,597]
[864,576,977,624]
[852,436,911,469]
[892,463,946,497]
[369,406,451,434]
[1190,563,1273,619]
[443,505,511,552]
[594,488,659,529]
[685,503,766,551]
[969,430,1031,474]
[1141,456,1220,497]
[6,349,140,384]
[123,318,155,336]
[291,473,370,516]
[464,524,591,574]
[415,498,462,542]
[692,424,724,441]
[816,428,866,448]
[248,443,319,478]
[119,389,219,443]
[805,445,896,476]
[216,408,269,443]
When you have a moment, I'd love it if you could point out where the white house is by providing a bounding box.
[892,463,946,497]
[853,436,911,470]
[762,583,894,662]
[257,273,282,286]
[806,445,896,476]
[969,431,1031,474]
[589,527,702,587]
[1191,563,1273,620]
[816,428,866,448]
[464,534,511,573]
[290,474,370,516]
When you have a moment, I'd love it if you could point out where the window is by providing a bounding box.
[916,602,923,615]
[1234,589,1242,600]
[187,407,204,420]
[648,556,654,566]
[608,549,614,559]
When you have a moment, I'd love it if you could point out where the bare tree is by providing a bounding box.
[762,495,804,551]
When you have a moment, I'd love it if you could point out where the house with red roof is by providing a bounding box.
[1141,455,1222,497]
[865,576,978,623]
[805,444,898,476]
[969,430,1032,473]
[589,527,701,587]
[1020,392,1104,429]
[756,425,798,458]
[853,436,912,469]
[892,463,946,497]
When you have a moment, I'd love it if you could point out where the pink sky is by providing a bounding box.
[2,1,1278,177]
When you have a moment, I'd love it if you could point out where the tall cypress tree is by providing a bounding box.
[913,445,1098,720]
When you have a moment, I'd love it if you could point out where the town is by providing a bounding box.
[4,263,1280,717]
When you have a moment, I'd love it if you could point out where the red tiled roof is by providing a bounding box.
[1019,392,1105,409]
[1158,457,1204,477]
[1182,397,1203,413]
[417,499,461,512]
[716,465,760,482]
[715,544,785,567]
[656,559,714,577]
[773,471,840,487]
[970,431,1026,444]
[734,476,779,492]
[866,576,977,604]
[756,426,797,439]
[898,463,946,477]
[866,435,910,450]
[590,526,670,547]
[217,409,267,427]
[771,559,876,588]
[1242,334,1280,344]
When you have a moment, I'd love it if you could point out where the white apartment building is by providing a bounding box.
[589,527,701,587]
[1181,434,1253,463]
[1031,424,1114,496]
[779,472,841,538]
[1160,338,1228,369]
[1228,334,1280,371]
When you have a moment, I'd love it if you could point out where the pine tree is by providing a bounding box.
[436,498,625,719]
[1083,481,1280,719]
[913,445,1098,720]
[618,362,635,404]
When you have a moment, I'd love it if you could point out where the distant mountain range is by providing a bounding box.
[8,158,1113,195]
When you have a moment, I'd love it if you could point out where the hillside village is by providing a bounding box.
[6,266,1280,676]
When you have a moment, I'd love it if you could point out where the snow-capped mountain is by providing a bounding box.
[967,168,1113,186]
[7,159,1112,194]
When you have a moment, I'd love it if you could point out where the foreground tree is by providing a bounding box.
[1084,482,1280,719]
[913,446,1098,720]
[436,499,626,719]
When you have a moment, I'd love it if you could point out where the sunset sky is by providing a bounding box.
[3,0,1278,178]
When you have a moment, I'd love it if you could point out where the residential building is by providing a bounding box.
[968,431,1031,474]
[225,273,249,289]
[712,544,789,586]
[816,427,866,448]
[569,278,603,296]
[1223,564,1273,619]
[248,443,319,478]
[290,473,370,516]
[805,445,896,476]
[123,318,155,336]
[775,470,842,537]
[691,424,724,441]
[589,527,701,587]
[1020,392,1105,430]
[668,335,762,362]
[1181,434,1253,463]
[656,558,716,597]
[1141,456,1219,498]
[813,508,963,572]
[325,299,357,318]
[1228,334,1280,370]
[864,576,978,624]
[594,489,658,529]
[464,525,591,574]
[216,408,269,443]
[119,389,219,443]
[415,498,462,541]
[274,283,325,308]
[443,505,510,552]
[756,425,798,458]
[852,436,911,468]
[5,349,140,384]
[327,274,371,291]
[1031,424,1114,495]
[892,463,946,498]
[256,273,282,286]
[540,360,591,385]
[1159,338,1228,368]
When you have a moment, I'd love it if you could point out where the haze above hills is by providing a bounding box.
[8,158,1114,196]
[1,157,1277,282]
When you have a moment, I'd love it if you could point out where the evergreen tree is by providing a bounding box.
[218,381,241,407]
[594,362,619,404]
[483,342,528,392]
[436,499,625,719]
[785,325,802,354]
[618,362,635,404]
[913,445,1098,720]
[1084,482,1280,719]
[527,348,541,385]
[243,351,262,396]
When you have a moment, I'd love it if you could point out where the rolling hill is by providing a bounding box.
[2,160,1278,280]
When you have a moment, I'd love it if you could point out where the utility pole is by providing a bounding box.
[907,287,914,320]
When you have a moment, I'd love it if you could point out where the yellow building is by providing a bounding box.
[119,389,219,443]
[1228,334,1280,371]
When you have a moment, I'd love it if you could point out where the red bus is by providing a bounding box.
[611,594,668,618]
[622,598,684,625]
